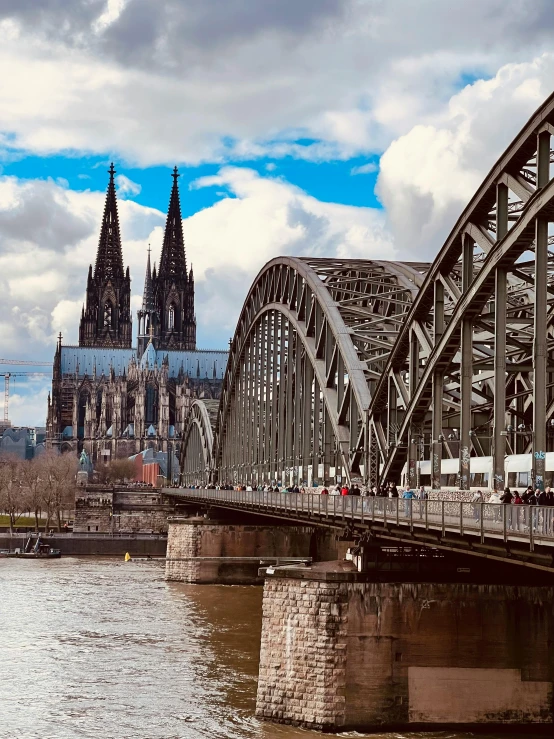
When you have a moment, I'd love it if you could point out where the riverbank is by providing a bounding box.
[0,532,167,556]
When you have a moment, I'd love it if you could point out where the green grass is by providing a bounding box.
[0,515,46,527]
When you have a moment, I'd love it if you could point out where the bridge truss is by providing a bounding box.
[181,399,217,486]
[182,93,554,491]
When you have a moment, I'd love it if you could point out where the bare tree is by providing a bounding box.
[20,456,44,532]
[95,458,136,484]
[43,452,78,532]
[0,455,29,533]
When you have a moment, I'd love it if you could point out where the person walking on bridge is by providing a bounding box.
[500,487,513,530]
[402,487,414,518]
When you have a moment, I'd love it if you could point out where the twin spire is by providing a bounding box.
[93,163,188,290]
[81,164,193,351]
[136,166,196,354]
[94,163,124,282]
[158,166,187,279]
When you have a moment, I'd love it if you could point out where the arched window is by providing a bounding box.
[104,302,113,328]
[146,384,158,424]
[78,391,89,438]
[168,305,175,330]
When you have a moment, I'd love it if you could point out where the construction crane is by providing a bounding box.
[0,359,53,426]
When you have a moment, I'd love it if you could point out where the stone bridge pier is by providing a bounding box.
[255,559,554,732]
[165,514,344,584]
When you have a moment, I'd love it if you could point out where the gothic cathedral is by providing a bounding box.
[46,165,227,465]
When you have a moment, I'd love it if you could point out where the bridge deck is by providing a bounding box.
[167,490,554,569]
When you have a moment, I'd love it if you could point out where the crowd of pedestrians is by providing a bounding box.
[187,480,429,499]
[186,479,554,531]
[471,485,554,533]
[184,479,554,536]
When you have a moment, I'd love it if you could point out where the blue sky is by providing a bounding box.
[1,0,554,425]
[2,151,382,215]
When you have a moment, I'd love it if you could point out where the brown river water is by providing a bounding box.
[0,558,539,738]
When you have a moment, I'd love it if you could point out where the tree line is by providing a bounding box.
[0,452,78,533]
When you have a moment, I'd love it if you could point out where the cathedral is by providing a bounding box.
[46,165,228,464]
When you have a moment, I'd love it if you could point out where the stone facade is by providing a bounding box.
[165,518,203,582]
[165,518,315,584]
[256,568,554,731]
[257,575,349,728]
[74,487,175,534]
[74,491,113,533]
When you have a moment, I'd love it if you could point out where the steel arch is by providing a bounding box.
[180,93,554,494]
[370,92,554,491]
[210,257,428,486]
[180,399,215,486]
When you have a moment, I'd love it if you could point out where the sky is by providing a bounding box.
[2,0,554,425]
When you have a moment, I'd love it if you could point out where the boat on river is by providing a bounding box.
[0,535,61,559]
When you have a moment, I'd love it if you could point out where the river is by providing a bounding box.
[0,558,537,738]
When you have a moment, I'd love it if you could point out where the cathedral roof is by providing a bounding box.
[141,339,157,369]
[158,166,187,279]
[60,346,228,379]
[94,163,124,282]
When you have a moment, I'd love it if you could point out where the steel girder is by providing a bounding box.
[181,94,554,492]
[209,257,428,486]
[180,399,215,486]
[371,93,554,491]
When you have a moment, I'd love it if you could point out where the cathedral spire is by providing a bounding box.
[158,166,187,278]
[79,163,132,348]
[151,167,196,352]
[142,245,155,313]
[94,163,124,282]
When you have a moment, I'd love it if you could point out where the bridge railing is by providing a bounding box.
[172,490,554,552]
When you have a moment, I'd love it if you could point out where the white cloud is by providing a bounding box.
[0,168,393,422]
[93,0,129,34]
[377,53,554,258]
[351,162,378,176]
[8,385,50,427]
[0,2,554,164]
[0,175,164,356]
[115,173,141,197]
[185,167,394,341]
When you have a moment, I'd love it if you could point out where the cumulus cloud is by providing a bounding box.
[115,173,141,197]
[0,167,393,422]
[0,175,164,357]
[8,385,50,427]
[377,53,554,258]
[185,167,394,340]
[0,1,554,164]
[2,1,554,426]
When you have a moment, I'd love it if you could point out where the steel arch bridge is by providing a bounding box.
[181,93,554,492]
[181,399,218,486]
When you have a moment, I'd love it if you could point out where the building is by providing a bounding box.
[46,165,228,464]
[74,485,177,534]
[0,426,46,460]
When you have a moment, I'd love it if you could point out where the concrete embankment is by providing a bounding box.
[0,533,167,557]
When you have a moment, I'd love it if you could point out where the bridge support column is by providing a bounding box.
[256,564,554,732]
[493,182,508,491]
[165,517,315,584]
[533,129,551,491]
[459,233,473,490]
